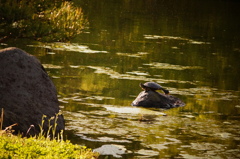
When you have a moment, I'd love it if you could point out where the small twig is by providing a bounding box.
[4,123,18,131]
[26,125,35,137]
[0,108,4,130]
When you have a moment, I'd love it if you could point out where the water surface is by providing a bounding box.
[1,0,240,158]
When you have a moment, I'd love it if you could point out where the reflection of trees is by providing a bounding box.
[79,0,240,49]
[75,1,240,92]
[0,0,88,42]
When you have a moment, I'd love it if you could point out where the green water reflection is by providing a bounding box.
[1,0,240,158]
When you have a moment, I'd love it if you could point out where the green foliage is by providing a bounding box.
[0,0,88,42]
[0,112,99,159]
[0,135,99,159]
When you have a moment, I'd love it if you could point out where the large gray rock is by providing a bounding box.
[132,90,185,109]
[0,47,64,136]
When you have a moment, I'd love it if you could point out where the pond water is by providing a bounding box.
[1,0,240,158]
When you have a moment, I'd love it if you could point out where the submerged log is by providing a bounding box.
[0,47,64,136]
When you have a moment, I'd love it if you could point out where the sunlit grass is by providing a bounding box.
[0,110,99,159]
[0,134,99,159]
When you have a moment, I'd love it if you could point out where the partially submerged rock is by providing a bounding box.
[131,90,185,109]
[0,47,64,136]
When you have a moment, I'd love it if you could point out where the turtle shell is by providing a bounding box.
[140,82,169,94]
[140,82,162,90]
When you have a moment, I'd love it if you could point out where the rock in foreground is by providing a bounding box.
[0,47,64,136]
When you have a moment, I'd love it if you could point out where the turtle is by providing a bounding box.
[140,82,169,94]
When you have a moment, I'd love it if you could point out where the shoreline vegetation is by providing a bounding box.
[0,109,99,158]
[0,0,88,42]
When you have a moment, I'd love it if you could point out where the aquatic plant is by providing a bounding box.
[0,0,88,42]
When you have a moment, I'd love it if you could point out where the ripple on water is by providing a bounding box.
[28,42,108,54]
[62,97,240,158]
[135,149,159,157]
[42,64,63,69]
[104,106,166,115]
[143,62,204,70]
[87,65,197,85]
[116,52,148,58]
[143,35,211,45]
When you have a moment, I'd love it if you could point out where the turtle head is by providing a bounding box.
[140,83,147,91]
[139,83,151,92]
[139,83,145,88]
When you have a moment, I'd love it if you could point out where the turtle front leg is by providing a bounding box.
[162,88,169,94]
